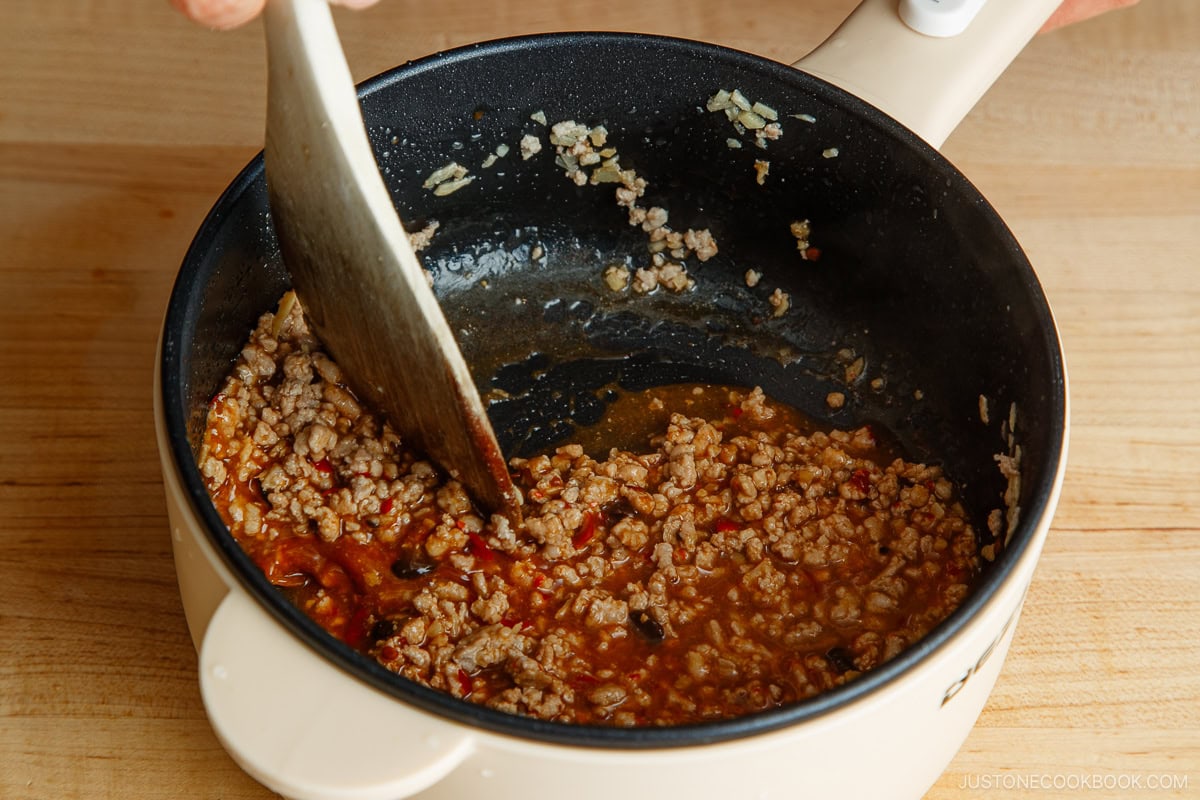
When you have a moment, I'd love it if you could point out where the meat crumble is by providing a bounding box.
[200,293,981,726]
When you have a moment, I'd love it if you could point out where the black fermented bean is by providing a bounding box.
[391,549,436,579]
[826,646,857,674]
[370,618,397,642]
[632,611,665,642]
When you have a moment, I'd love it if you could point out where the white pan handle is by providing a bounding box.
[795,0,1063,148]
[200,590,474,800]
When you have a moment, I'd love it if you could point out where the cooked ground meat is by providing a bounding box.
[200,293,980,727]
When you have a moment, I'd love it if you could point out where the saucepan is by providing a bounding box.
[155,0,1068,797]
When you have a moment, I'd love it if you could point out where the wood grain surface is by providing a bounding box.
[1,1,1197,798]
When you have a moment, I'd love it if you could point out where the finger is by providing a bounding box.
[1040,0,1140,32]
[171,0,268,29]
[332,0,381,8]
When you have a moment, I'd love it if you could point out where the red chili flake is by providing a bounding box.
[573,511,599,548]
[570,673,599,690]
[456,668,473,697]
[531,573,546,589]
[320,487,338,497]
[728,404,744,418]
[529,488,545,502]
[466,531,494,561]
[715,518,740,533]
[341,605,372,649]
[379,497,394,515]
[379,645,399,662]
[312,458,334,474]
[804,246,822,261]
[850,468,872,495]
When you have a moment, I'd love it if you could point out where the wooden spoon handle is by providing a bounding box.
[262,0,519,517]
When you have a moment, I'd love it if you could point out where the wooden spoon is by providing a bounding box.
[261,0,519,517]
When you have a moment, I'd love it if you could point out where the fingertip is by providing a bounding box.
[172,0,267,30]
[1039,0,1141,32]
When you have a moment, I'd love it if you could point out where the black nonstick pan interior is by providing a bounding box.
[162,32,1065,746]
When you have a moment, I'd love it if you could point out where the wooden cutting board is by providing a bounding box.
[1,1,1196,797]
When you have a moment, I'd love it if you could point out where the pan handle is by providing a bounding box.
[199,590,475,800]
[794,0,1062,149]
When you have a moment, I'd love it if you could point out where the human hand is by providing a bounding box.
[175,0,1136,34]
[171,0,379,30]
[1041,0,1140,31]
